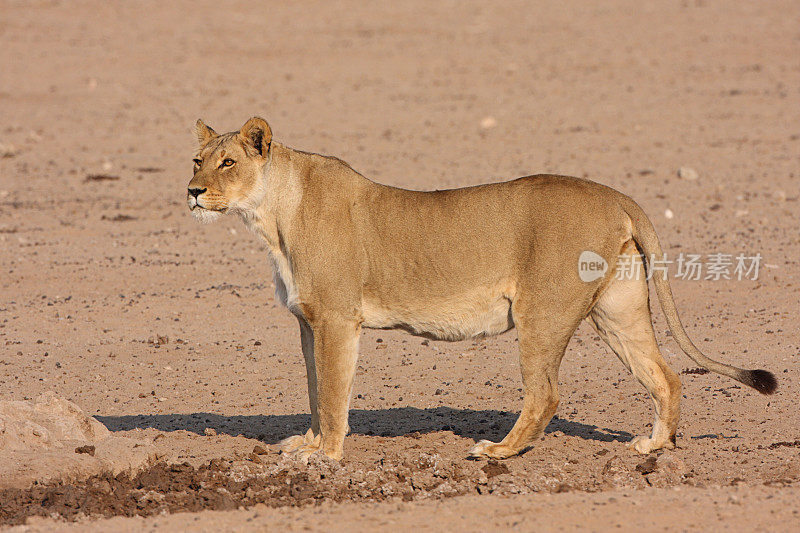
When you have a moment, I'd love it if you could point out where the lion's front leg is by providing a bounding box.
[282,316,360,462]
[279,316,321,454]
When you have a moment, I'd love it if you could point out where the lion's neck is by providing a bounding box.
[238,142,302,253]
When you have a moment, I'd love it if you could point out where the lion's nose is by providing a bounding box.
[188,187,207,198]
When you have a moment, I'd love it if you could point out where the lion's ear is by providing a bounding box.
[195,119,218,146]
[239,117,272,157]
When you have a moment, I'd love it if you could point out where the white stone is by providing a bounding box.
[480,116,497,129]
[677,167,698,181]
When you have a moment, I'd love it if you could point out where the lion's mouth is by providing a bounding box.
[189,203,227,213]
[187,195,227,214]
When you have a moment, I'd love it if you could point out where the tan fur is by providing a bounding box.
[187,117,775,461]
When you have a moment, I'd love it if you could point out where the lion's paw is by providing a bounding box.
[279,428,317,455]
[292,438,324,463]
[628,435,675,454]
[279,430,323,463]
[468,439,517,459]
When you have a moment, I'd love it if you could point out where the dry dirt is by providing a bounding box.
[1,0,799,530]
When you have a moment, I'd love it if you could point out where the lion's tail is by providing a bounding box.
[621,198,777,395]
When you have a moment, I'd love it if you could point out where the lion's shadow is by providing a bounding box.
[97,407,632,445]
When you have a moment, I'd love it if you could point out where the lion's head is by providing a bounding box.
[187,117,272,222]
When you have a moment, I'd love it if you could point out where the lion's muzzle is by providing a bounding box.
[187,187,206,210]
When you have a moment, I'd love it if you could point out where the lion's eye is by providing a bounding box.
[221,158,235,168]
[193,158,202,167]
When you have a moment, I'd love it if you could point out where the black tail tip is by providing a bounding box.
[746,369,778,395]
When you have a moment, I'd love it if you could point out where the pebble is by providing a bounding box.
[0,143,17,158]
[480,116,497,130]
[678,167,698,181]
[204,428,217,436]
[646,452,687,487]
[75,445,96,456]
[664,209,674,219]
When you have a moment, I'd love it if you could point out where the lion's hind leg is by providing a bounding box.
[469,297,578,460]
[588,241,682,454]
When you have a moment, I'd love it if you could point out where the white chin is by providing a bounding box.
[191,208,223,224]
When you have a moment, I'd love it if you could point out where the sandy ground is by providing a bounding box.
[11,486,800,533]
[1,0,799,530]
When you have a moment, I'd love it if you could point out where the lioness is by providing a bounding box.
[187,117,776,461]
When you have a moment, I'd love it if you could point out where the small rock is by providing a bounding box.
[480,116,497,130]
[252,445,268,455]
[481,460,510,478]
[656,452,685,478]
[635,455,657,475]
[0,143,17,158]
[552,482,571,493]
[75,445,95,456]
[248,453,262,464]
[664,209,674,219]
[601,454,644,489]
[85,174,120,182]
[647,452,687,487]
[677,167,698,181]
[204,428,217,436]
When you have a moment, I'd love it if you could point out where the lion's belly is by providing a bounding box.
[361,282,516,341]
